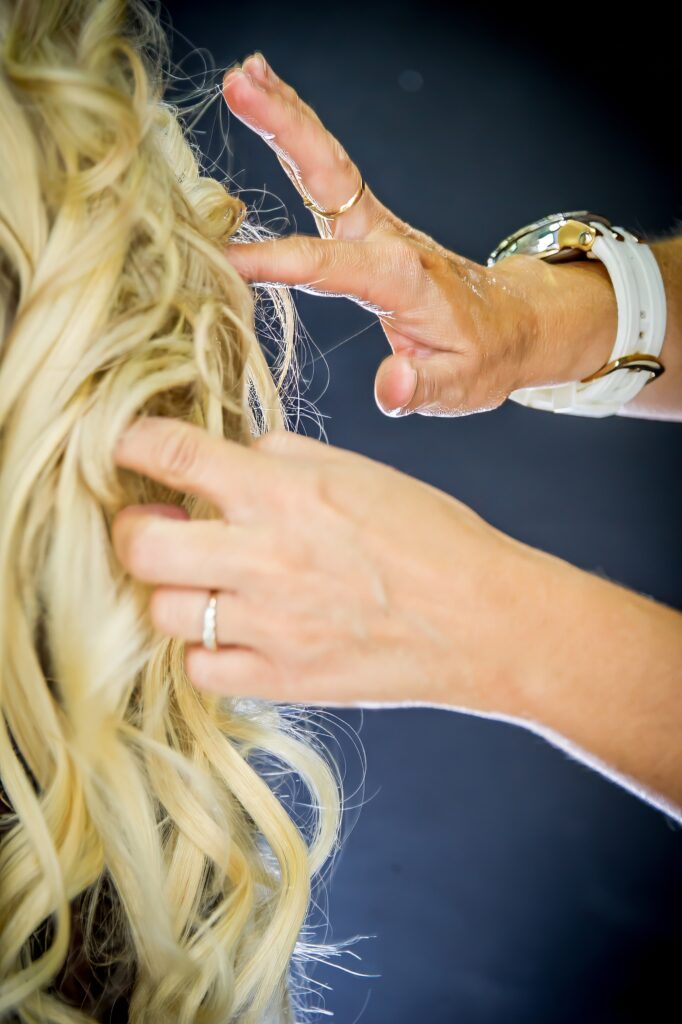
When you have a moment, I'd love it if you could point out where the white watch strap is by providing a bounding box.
[509,222,667,417]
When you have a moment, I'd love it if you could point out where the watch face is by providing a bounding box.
[488,211,612,265]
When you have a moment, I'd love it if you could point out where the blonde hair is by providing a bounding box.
[0,1,345,1020]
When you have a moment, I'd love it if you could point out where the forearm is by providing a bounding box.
[507,543,682,820]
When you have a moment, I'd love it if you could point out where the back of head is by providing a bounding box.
[0,1,342,1020]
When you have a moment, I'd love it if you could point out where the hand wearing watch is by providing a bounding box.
[487,211,667,417]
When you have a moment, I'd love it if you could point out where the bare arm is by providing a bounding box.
[505,541,682,822]
[472,238,682,820]
[133,55,680,820]
[113,418,682,825]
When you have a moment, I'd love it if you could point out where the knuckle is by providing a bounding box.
[336,148,355,178]
[157,425,201,479]
[300,234,326,269]
[380,235,421,279]
[278,78,298,103]
[290,94,307,127]
[416,247,443,277]
[252,427,287,453]
[251,430,271,451]
[405,243,430,277]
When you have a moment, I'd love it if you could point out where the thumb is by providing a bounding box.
[374,353,455,416]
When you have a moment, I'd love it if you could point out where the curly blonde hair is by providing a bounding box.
[0,1,344,1020]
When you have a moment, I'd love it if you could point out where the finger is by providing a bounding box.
[373,355,418,414]
[112,512,254,589]
[113,417,272,522]
[184,643,276,699]
[253,428,343,461]
[149,586,261,648]
[223,55,378,239]
[224,234,414,317]
[374,351,472,417]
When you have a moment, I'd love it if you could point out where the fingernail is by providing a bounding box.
[375,394,411,418]
[223,67,260,90]
[375,359,417,417]
[243,52,268,80]
[223,66,242,87]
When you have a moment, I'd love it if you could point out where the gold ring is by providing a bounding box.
[276,153,366,220]
[302,177,366,220]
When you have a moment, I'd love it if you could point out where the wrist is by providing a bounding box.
[505,544,600,724]
[505,543,682,810]
[489,253,618,391]
[450,527,566,721]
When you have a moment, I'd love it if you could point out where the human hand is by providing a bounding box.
[111,416,540,710]
[222,53,617,416]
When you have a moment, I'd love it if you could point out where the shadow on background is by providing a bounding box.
[165,3,681,1021]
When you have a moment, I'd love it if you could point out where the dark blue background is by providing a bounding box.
[165,3,682,1020]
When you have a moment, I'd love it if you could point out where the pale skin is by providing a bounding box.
[112,53,682,822]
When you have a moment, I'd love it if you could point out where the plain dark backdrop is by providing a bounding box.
[164,3,681,1021]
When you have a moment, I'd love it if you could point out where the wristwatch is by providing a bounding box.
[487,211,667,417]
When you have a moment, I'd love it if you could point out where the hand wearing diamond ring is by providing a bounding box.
[111,416,682,821]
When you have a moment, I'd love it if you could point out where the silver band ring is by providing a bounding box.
[202,590,219,650]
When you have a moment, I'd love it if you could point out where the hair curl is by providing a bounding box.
[0,1,344,1020]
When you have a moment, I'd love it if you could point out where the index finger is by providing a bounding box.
[113,417,270,521]
[225,234,415,318]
